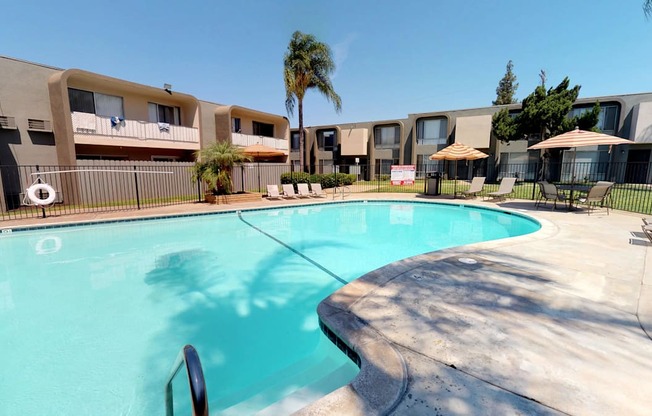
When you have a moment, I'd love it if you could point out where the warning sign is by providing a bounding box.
[390,165,416,185]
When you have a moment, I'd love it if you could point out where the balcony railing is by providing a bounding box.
[71,112,199,144]
[231,132,289,151]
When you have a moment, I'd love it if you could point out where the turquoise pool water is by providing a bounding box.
[0,201,539,415]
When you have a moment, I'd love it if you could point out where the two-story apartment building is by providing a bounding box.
[291,92,652,183]
[0,55,290,211]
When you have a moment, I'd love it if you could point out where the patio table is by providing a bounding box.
[557,184,592,210]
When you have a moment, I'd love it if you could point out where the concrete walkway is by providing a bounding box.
[2,194,651,415]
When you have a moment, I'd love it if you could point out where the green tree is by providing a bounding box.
[492,60,519,105]
[284,31,342,171]
[645,0,652,18]
[192,141,251,195]
[492,77,600,143]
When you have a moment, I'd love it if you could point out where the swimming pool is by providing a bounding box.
[0,201,539,415]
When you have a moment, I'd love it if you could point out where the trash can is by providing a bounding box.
[425,172,441,196]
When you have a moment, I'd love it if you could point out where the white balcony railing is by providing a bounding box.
[231,132,289,151]
[71,112,199,144]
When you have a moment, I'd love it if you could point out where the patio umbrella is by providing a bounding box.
[242,143,286,158]
[527,127,633,181]
[429,142,489,197]
[242,144,286,192]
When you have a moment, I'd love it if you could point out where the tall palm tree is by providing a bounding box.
[284,31,342,171]
[646,0,652,18]
[192,141,251,195]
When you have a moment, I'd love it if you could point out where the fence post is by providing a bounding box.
[196,178,202,202]
[134,166,141,210]
[531,161,540,200]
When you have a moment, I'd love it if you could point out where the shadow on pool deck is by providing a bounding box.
[2,194,651,415]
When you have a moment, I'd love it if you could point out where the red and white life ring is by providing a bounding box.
[27,183,56,206]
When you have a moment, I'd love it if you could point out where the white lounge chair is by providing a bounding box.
[282,184,298,198]
[486,177,517,201]
[310,183,327,197]
[459,177,485,198]
[266,185,282,200]
[296,183,312,198]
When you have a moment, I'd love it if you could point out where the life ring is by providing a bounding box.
[27,183,56,206]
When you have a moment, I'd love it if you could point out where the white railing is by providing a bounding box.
[231,132,289,151]
[71,112,199,144]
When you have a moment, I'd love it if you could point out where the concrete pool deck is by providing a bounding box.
[2,194,651,415]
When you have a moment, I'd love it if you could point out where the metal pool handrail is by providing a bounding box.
[165,345,209,416]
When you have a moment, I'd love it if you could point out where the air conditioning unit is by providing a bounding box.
[27,119,52,132]
[0,115,17,129]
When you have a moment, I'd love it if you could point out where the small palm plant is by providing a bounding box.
[192,141,251,195]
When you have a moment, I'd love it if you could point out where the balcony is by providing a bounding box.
[231,132,289,152]
[71,112,199,149]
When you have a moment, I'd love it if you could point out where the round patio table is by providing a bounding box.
[557,183,592,210]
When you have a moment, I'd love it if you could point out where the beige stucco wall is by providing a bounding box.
[0,56,61,166]
[630,102,652,143]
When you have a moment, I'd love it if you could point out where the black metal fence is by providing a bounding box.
[3,160,652,221]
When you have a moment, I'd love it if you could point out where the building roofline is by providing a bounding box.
[1,55,64,71]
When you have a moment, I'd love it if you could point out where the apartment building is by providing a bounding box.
[0,55,290,211]
[291,92,652,182]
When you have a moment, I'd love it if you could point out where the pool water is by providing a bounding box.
[0,201,539,415]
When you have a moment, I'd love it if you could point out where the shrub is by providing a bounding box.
[280,172,311,186]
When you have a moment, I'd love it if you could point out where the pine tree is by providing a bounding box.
[492,60,519,105]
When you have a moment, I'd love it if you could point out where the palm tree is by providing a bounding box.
[646,0,652,18]
[284,31,342,171]
[192,141,251,195]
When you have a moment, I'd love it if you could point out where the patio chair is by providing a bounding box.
[643,217,652,226]
[486,177,517,201]
[296,183,312,198]
[596,181,614,210]
[282,184,298,198]
[310,183,327,197]
[577,184,611,215]
[459,177,485,199]
[535,181,567,210]
[266,184,282,200]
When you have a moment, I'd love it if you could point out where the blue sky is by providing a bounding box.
[2,0,651,127]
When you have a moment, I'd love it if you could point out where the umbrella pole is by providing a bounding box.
[257,161,261,193]
[453,162,458,198]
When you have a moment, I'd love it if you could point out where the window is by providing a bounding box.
[416,117,447,145]
[68,89,124,118]
[151,156,179,162]
[568,104,619,135]
[317,129,336,151]
[148,103,180,125]
[232,117,241,133]
[291,131,300,151]
[374,158,398,176]
[374,124,400,149]
[77,154,129,160]
[252,121,274,137]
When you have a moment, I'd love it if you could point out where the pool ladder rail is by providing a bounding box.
[332,185,351,200]
[165,344,209,416]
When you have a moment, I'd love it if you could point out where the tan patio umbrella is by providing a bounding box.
[528,127,633,181]
[242,144,286,191]
[242,143,286,158]
[527,128,633,150]
[429,142,489,197]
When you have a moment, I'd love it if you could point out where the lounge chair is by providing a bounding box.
[643,218,652,226]
[459,177,485,198]
[296,183,312,198]
[486,177,517,201]
[266,184,282,200]
[282,184,298,198]
[310,183,327,197]
[577,184,611,215]
[535,181,567,210]
[642,224,652,243]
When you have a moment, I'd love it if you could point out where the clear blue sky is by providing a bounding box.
[2,0,651,127]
